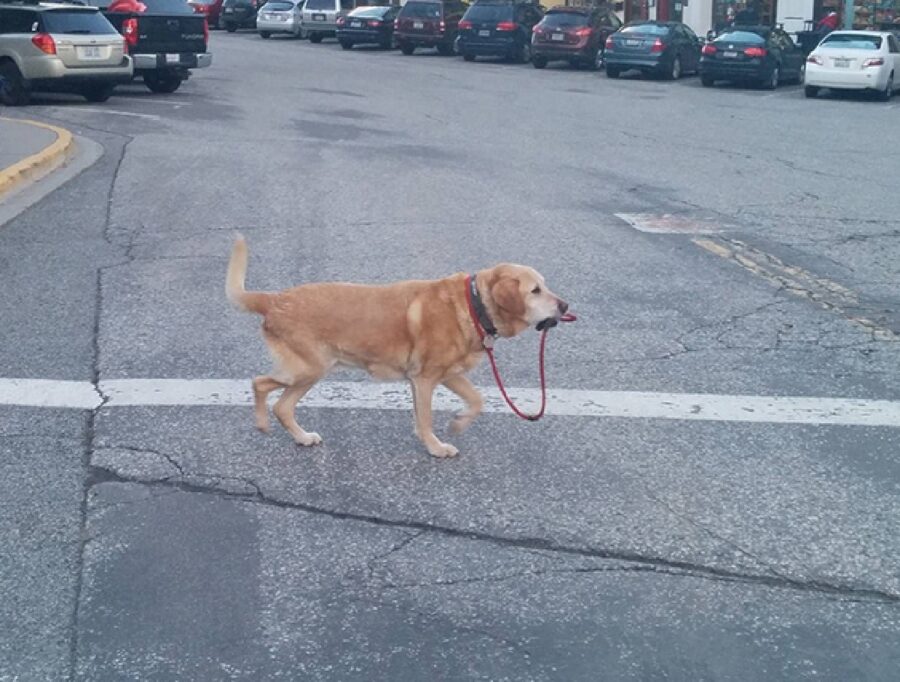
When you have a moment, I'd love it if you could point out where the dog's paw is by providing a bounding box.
[295,432,323,447]
[428,441,459,458]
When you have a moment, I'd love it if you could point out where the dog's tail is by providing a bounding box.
[226,235,272,315]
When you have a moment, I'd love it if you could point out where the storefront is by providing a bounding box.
[851,0,899,28]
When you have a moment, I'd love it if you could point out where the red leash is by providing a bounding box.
[464,275,576,421]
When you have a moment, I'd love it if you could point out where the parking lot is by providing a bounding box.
[2,24,900,681]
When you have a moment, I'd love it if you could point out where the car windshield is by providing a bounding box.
[263,1,295,9]
[463,4,512,22]
[715,30,766,44]
[349,7,389,17]
[541,11,588,28]
[820,33,882,50]
[42,10,118,34]
[305,0,335,9]
[140,0,196,13]
[621,23,670,35]
[400,2,441,19]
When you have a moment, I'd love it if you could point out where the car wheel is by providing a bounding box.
[143,71,183,94]
[701,74,715,87]
[606,65,620,79]
[519,41,532,64]
[0,61,30,106]
[532,55,547,69]
[298,26,308,39]
[82,83,115,103]
[339,39,353,50]
[878,73,893,101]
[594,48,604,70]
[260,31,271,39]
[380,36,392,49]
[764,65,779,90]
[225,22,237,33]
[804,84,819,98]
[463,52,475,62]
[794,62,805,85]
[309,32,323,43]
[400,42,415,55]
[669,55,682,80]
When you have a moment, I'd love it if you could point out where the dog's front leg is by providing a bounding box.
[410,376,459,458]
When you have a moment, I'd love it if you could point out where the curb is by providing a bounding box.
[0,117,75,199]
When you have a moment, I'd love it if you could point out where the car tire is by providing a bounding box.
[763,65,779,90]
[594,48,604,71]
[669,55,682,80]
[82,83,115,103]
[400,42,415,55]
[380,36,392,49]
[143,71,183,94]
[225,22,237,33]
[309,32,323,43]
[518,41,531,64]
[340,39,353,50]
[804,84,819,98]
[0,61,30,107]
[298,26,308,39]
[463,52,475,62]
[701,74,714,87]
[532,55,547,69]
[606,65,620,78]
[878,73,893,101]
[260,31,271,39]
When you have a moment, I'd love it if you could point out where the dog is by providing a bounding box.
[226,236,568,457]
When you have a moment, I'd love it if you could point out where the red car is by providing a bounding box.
[531,4,621,69]
[189,0,224,28]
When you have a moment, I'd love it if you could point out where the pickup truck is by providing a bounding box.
[101,0,211,93]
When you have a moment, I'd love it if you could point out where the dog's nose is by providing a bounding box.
[557,299,569,315]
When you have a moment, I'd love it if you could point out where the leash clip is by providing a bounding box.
[482,334,495,350]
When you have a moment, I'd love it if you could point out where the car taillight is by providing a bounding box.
[744,46,767,58]
[605,36,614,50]
[574,27,592,37]
[532,25,541,34]
[393,18,399,29]
[31,33,56,55]
[806,55,823,65]
[496,21,516,31]
[122,17,139,48]
[368,19,381,27]
[203,17,209,44]
[458,19,472,30]
[438,19,445,32]
[701,43,717,55]
[650,38,664,53]
[862,57,884,67]
[336,16,345,25]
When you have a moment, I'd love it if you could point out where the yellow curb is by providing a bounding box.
[0,117,75,199]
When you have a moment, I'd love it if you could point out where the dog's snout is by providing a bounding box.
[557,299,569,315]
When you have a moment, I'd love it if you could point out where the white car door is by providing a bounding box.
[889,34,900,78]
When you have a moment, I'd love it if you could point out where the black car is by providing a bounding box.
[456,0,543,63]
[337,5,398,49]
[604,21,701,79]
[221,0,259,31]
[699,26,805,89]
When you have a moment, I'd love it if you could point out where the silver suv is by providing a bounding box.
[0,1,133,106]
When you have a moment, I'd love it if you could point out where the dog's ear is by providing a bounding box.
[491,276,525,318]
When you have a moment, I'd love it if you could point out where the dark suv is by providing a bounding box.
[531,3,621,69]
[457,0,543,63]
[221,0,259,31]
[394,0,467,55]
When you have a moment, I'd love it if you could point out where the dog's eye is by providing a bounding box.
[532,286,541,295]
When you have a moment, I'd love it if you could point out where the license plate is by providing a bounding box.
[625,39,640,46]
[834,59,850,68]
[224,7,233,12]
[478,29,490,36]
[351,20,362,27]
[313,13,325,21]
[413,21,423,29]
[78,45,103,60]
[723,50,738,58]
[165,53,180,64]
[551,33,564,41]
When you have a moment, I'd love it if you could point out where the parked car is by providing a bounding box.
[188,0,224,28]
[531,4,620,70]
[456,0,543,63]
[805,30,899,101]
[394,0,468,56]
[0,1,132,105]
[699,26,805,89]
[605,20,701,79]
[336,5,398,49]
[102,0,211,94]
[257,0,305,38]
[221,0,259,32]
[302,0,359,44]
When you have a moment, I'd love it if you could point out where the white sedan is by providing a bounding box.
[805,30,900,101]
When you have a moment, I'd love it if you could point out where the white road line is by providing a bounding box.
[58,107,162,121]
[2,377,899,427]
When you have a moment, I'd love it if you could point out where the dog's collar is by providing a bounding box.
[465,273,498,346]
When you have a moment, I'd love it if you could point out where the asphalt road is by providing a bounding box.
[1,30,899,680]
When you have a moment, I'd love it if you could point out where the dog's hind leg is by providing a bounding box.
[252,375,287,432]
[273,376,324,447]
[410,376,459,458]
[442,375,484,434]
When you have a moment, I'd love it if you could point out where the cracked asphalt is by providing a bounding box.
[1,30,899,680]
